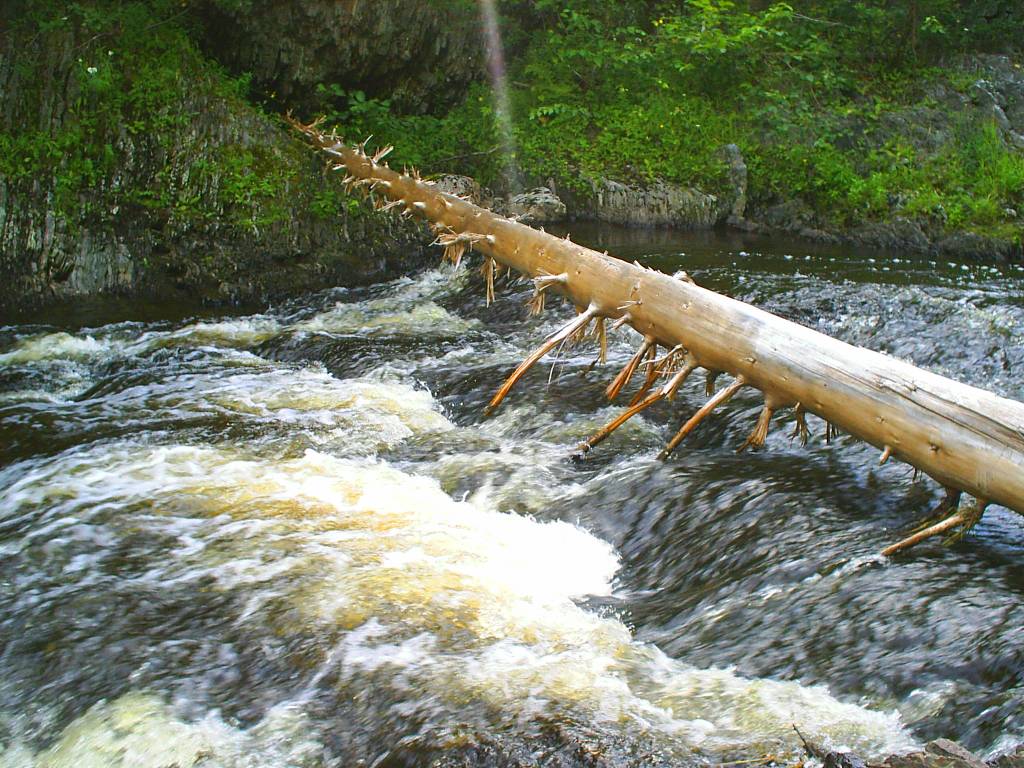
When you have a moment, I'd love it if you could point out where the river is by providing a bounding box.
[1,227,1022,767]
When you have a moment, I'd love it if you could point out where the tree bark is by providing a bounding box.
[291,119,1024,541]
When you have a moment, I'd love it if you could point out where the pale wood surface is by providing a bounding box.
[293,121,1024,520]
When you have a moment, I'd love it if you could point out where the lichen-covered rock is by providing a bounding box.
[195,0,484,115]
[508,187,567,224]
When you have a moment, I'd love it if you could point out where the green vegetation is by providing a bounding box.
[2,0,1020,252]
[317,0,1024,242]
[0,0,335,235]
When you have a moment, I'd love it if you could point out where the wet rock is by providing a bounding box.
[872,740,990,768]
[937,232,1022,262]
[727,215,762,232]
[988,744,1024,768]
[799,226,841,244]
[925,740,990,768]
[508,187,567,224]
[825,751,869,768]
[807,739,998,768]
[850,218,932,253]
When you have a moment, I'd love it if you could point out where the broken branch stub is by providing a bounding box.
[290,117,1024,553]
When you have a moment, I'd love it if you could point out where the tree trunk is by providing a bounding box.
[291,119,1024,552]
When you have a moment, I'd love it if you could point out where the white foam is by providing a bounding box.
[291,265,478,338]
[1,443,918,759]
[155,317,283,348]
[0,693,319,768]
[0,332,123,364]
[297,299,477,337]
[48,365,452,451]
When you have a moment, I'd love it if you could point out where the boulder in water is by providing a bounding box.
[508,187,568,224]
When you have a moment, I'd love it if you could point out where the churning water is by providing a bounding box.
[1,228,1022,766]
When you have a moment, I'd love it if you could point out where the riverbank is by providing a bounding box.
[2,1,1021,315]
[315,4,1022,263]
[0,1,443,316]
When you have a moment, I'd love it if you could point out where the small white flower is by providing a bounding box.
[108,50,114,56]
[87,66,98,75]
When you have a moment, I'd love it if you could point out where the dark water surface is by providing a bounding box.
[1,228,1022,766]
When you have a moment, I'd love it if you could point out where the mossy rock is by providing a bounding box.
[0,1,431,315]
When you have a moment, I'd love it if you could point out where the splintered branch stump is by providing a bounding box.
[290,117,1024,555]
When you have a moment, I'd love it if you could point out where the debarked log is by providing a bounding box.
[290,117,1024,554]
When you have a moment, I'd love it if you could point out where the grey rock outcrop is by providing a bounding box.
[508,187,567,224]
[967,55,1024,149]
[720,143,748,219]
[937,231,1020,261]
[851,217,933,253]
[570,178,721,228]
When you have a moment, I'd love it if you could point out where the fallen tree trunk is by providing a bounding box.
[290,118,1024,553]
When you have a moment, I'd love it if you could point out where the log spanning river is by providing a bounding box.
[1,227,1022,767]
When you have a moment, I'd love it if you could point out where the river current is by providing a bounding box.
[1,227,1022,767]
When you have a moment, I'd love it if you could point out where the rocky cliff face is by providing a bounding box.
[194,0,485,116]
[0,2,430,317]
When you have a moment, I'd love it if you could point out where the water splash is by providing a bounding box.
[0,693,320,768]
[4,251,1021,762]
[0,441,917,759]
[478,0,523,193]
